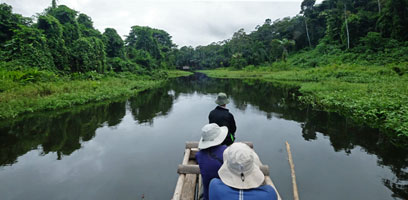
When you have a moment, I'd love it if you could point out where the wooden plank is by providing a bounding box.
[189,148,198,160]
[180,159,197,200]
[185,141,253,149]
[172,149,191,200]
[182,149,191,165]
[178,164,200,174]
[172,174,185,200]
[198,175,203,200]
[177,164,270,176]
[180,173,197,200]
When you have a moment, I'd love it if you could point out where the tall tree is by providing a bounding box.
[344,3,350,49]
[52,0,57,9]
[37,14,69,70]
[0,3,30,45]
[301,0,316,48]
[103,28,124,58]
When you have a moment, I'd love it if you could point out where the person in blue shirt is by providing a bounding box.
[209,142,279,200]
[195,123,229,200]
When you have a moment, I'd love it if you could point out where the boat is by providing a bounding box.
[172,141,282,200]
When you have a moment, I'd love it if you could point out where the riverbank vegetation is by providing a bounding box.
[2,0,408,141]
[0,1,192,119]
[178,0,408,140]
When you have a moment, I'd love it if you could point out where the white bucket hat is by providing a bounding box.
[218,142,264,189]
[215,93,230,105]
[198,123,228,149]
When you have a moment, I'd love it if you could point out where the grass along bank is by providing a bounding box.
[200,64,408,141]
[0,70,192,119]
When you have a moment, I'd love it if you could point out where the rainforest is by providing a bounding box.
[1,0,407,141]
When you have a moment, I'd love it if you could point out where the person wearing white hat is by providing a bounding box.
[209,92,237,146]
[209,142,278,200]
[195,123,229,200]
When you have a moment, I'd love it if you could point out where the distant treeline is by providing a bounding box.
[176,0,408,69]
[0,1,177,74]
[1,0,407,73]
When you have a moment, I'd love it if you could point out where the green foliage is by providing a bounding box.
[125,26,161,60]
[202,63,408,139]
[230,53,247,69]
[0,3,30,45]
[3,25,55,70]
[71,37,106,73]
[126,48,156,70]
[0,73,164,119]
[77,13,101,38]
[47,5,80,45]
[37,14,69,71]
[107,57,143,73]
[103,28,125,58]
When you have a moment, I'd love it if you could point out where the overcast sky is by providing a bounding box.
[2,0,323,47]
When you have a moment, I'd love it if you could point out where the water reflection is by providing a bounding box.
[168,73,408,199]
[0,73,407,199]
[0,86,175,166]
[128,87,174,125]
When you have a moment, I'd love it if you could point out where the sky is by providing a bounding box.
[2,0,323,47]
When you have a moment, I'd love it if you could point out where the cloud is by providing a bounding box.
[3,0,311,47]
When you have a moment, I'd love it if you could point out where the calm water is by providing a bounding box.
[1,73,407,200]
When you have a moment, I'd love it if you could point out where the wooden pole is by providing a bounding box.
[286,141,299,200]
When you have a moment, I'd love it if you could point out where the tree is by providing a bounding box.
[52,0,58,9]
[377,0,408,41]
[271,39,295,62]
[344,2,350,49]
[71,37,106,73]
[0,3,30,45]
[103,28,124,58]
[47,5,80,45]
[301,0,316,48]
[125,26,161,60]
[77,13,101,37]
[37,14,69,70]
[4,25,55,70]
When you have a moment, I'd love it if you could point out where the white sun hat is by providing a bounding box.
[198,123,228,149]
[218,142,264,189]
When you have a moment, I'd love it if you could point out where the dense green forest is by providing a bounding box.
[0,1,178,73]
[1,0,408,140]
[175,0,408,69]
[0,1,192,119]
[197,0,408,140]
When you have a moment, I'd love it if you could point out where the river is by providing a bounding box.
[0,73,407,200]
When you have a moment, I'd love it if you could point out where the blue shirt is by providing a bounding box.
[209,178,278,200]
[195,145,227,200]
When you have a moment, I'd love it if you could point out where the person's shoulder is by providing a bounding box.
[210,178,224,187]
[209,178,229,199]
[195,150,204,161]
[217,145,227,151]
[257,185,278,199]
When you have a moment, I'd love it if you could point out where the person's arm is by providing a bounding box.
[229,113,236,134]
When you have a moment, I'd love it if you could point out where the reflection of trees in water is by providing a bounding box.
[170,73,408,199]
[0,86,176,166]
[0,101,127,165]
[300,107,408,199]
[128,86,175,125]
[1,73,407,198]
